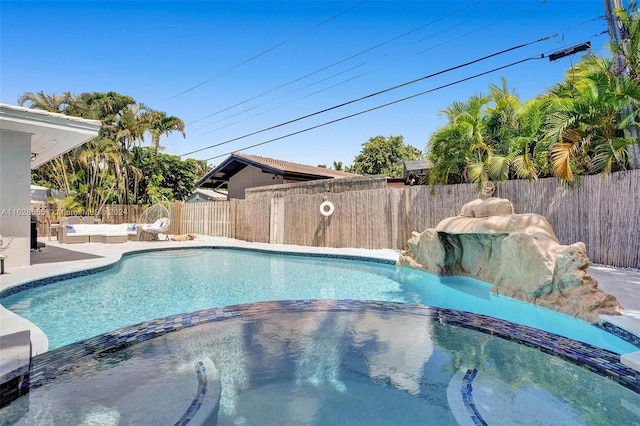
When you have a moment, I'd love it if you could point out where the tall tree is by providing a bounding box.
[429,80,553,185]
[350,135,422,177]
[544,54,633,182]
[133,147,204,203]
[141,110,186,169]
[22,90,188,207]
[18,91,72,113]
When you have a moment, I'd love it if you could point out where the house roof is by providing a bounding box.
[403,159,433,172]
[193,188,228,200]
[196,152,356,188]
[0,103,101,168]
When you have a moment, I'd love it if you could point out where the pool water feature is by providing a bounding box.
[2,302,639,425]
[1,248,637,354]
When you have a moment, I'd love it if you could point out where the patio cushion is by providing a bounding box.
[64,224,134,236]
[150,219,164,228]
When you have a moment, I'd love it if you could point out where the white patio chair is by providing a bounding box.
[137,203,171,240]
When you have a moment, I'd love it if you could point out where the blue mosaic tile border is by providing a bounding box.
[25,300,640,397]
[0,262,118,298]
[598,319,640,349]
[175,361,208,426]
[211,245,397,265]
[0,246,394,300]
[462,369,487,426]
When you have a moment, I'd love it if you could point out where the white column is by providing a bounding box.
[0,129,32,270]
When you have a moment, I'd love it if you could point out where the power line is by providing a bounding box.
[418,8,532,55]
[195,63,367,133]
[202,55,545,162]
[181,36,549,156]
[168,0,369,100]
[254,73,368,119]
[414,0,516,44]
[200,72,368,136]
[196,0,519,132]
[186,0,488,125]
[197,1,583,140]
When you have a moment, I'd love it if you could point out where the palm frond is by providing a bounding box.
[550,142,574,181]
[466,160,486,184]
[487,155,511,181]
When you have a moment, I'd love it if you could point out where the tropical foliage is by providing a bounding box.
[349,135,423,177]
[427,3,640,187]
[24,91,204,211]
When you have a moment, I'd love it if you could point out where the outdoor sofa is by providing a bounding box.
[57,223,141,244]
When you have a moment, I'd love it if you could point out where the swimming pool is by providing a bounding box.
[1,248,637,354]
[2,301,639,425]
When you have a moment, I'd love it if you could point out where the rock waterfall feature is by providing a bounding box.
[398,197,621,323]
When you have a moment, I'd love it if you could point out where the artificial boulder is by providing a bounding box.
[398,197,621,323]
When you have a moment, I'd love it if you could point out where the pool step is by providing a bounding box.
[621,350,640,392]
[0,330,32,407]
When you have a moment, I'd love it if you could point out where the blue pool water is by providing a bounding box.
[2,305,639,425]
[1,248,636,353]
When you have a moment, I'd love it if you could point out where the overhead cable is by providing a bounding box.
[194,63,367,132]
[418,8,532,55]
[168,0,369,100]
[414,0,516,44]
[202,55,546,162]
[202,73,367,135]
[181,35,550,157]
[186,0,487,125]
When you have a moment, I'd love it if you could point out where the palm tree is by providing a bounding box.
[427,125,469,184]
[141,110,186,169]
[429,80,545,186]
[544,53,633,182]
[112,104,148,203]
[77,137,122,212]
[440,94,500,186]
[18,91,73,112]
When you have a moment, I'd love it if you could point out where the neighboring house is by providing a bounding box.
[30,185,66,204]
[0,104,101,269]
[403,159,432,185]
[30,185,49,204]
[185,188,228,203]
[196,152,356,199]
[386,177,406,188]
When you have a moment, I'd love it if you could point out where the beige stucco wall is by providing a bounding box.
[229,165,283,199]
[0,129,32,269]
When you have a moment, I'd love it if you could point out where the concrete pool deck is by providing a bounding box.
[1,236,639,360]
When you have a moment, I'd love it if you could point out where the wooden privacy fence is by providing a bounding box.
[30,170,639,268]
[230,170,640,268]
[99,205,147,225]
[170,201,231,237]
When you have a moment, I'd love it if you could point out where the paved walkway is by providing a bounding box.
[590,265,640,339]
[1,237,638,358]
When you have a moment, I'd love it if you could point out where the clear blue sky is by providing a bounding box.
[0,0,611,169]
